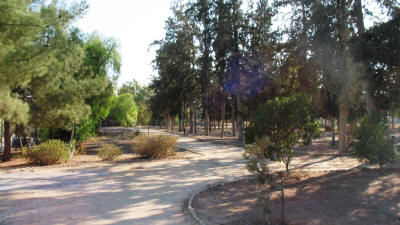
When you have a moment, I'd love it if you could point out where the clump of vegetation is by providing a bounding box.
[98,144,122,161]
[245,94,321,175]
[75,141,86,155]
[134,129,141,136]
[108,93,138,127]
[353,113,399,168]
[244,136,273,185]
[23,140,69,166]
[133,135,177,159]
[244,137,286,224]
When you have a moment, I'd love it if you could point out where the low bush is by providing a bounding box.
[23,140,69,166]
[353,113,399,168]
[133,135,177,159]
[98,144,122,161]
[75,141,86,155]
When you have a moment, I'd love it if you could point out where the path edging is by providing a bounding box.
[187,176,253,225]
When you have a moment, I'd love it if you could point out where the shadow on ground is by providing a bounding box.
[191,168,400,225]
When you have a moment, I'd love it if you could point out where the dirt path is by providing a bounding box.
[0,128,362,225]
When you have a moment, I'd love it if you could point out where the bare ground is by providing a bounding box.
[191,169,400,225]
[0,128,247,225]
[189,125,400,225]
[0,126,398,225]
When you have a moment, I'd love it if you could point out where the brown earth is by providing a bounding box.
[0,130,191,172]
[191,169,400,225]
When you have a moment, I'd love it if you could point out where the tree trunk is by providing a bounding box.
[231,95,236,136]
[236,93,244,145]
[249,99,254,123]
[194,105,197,134]
[204,108,210,136]
[190,100,194,133]
[331,118,336,146]
[2,121,11,162]
[338,107,348,152]
[221,102,225,138]
[353,0,375,115]
[391,107,395,129]
[280,173,285,225]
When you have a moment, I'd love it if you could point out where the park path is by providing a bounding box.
[0,128,360,225]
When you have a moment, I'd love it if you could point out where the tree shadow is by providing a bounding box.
[0,156,246,225]
[190,168,400,225]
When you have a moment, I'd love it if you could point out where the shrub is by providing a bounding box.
[244,136,273,184]
[134,129,141,136]
[133,135,177,159]
[23,140,69,166]
[244,94,321,175]
[98,144,122,161]
[75,141,86,155]
[353,113,399,168]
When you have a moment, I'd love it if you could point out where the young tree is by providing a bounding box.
[245,94,321,174]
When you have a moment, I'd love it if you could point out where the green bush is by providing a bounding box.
[23,140,69,166]
[133,135,177,159]
[244,94,321,175]
[244,136,273,184]
[98,144,122,161]
[353,113,399,168]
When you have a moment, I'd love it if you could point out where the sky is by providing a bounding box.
[75,0,174,87]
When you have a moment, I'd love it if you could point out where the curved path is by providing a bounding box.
[0,128,360,225]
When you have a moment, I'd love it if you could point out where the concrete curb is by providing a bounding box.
[187,191,207,225]
[186,176,253,225]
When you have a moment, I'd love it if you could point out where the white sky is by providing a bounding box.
[75,0,174,87]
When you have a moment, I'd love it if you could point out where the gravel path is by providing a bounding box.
[0,128,361,225]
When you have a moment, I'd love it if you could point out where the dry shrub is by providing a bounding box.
[98,144,122,161]
[23,140,69,166]
[133,135,177,159]
[75,141,86,155]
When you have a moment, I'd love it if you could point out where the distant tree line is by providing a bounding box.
[150,0,400,147]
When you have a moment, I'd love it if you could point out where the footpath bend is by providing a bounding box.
[0,128,360,225]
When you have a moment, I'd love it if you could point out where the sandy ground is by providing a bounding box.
[0,127,370,225]
[0,128,248,225]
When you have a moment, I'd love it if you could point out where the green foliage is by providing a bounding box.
[119,79,152,125]
[108,93,138,127]
[0,87,29,124]
[74,118,97,141]
[23,140,69,166]
[245,94,321,174]
[353,113,399,168]
[97,144,122,161]
[133,135,177,159]
[244,136,273,184]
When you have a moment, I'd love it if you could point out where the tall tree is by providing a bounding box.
[0,0,87,161]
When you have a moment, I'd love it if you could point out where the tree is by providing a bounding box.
[119,79,152,125]
[0,0,87,161]
[108,93,138,127]
[77,34,121,138]
[245,94,321,174]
